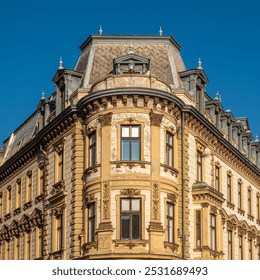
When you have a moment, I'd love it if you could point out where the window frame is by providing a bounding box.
[121,125,141,161]
[166,131,174,167]
[120,198,141,240]
[210,214,217,251]
[195,210,201,249]
[197,151,203,182]
[88,131,97,168]
[227,173,232,202]
[227,230,233,260]
[215,165,220,191]
[166,202,174,243]
[88,202,96,243]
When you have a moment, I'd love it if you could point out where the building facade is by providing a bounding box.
[0,34,260,260]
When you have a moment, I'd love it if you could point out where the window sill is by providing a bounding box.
[83,241,97,251]
[161,164,179,176]
[51,180,65,195]
[13,207,21,216]
[114,239,147,248]
[84,164,101,176]
[111,160,150,169]
[23,201,32,210]
[247,214,254,221]
[50,249,64,260]
[238,208,245,216]
[164,241,179,252]
[227,201,235,210]
[34,193,44,204]
[4,213,11,221]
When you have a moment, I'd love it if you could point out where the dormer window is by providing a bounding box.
[114,54,149,75]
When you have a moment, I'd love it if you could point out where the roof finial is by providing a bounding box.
[256,135,259,142]
[215,91,220,100]
[159,26,163,36]
[197,57,203,69]
[99,25,103,35]
[41,89,45,100]
[59,56,64,69]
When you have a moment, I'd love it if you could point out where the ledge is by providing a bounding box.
[192,182,225,207]
[247,214,254,221]
[111,160,150,169]
[23,201,32,210]
[164,241,179,252]
[84,164,101,176]
[13,208,21,216]
[160,164,179,176]
[238,208,245,216]
[227,201,235,210]
[114,239,147,249]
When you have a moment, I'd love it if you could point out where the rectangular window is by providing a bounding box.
[35,227,42,259]
[88,132,96,167]
[121,125,140,161]
[239,235,243,260]
[215,166,220,191]
[166,132,174,167]
[166,203,174,243]
[248,239,253,260]
[197,151,203,182]
[238,182,242,209]
[38,166,44,195]
[26,173,32,202]
[88,203,96,242]
[228,230,232,260]
[0,193,2,219]
[16,180,21,209]
[6,187,12,214]
[257,195,260,220]
[121,198,141,240]
[56,151,64,182]
[258,244,260,260]
[195,210,201,249]
[210,214,216,251]
[247,189,252,215]
[227,174,232,202]
[25,232,31,260]
[56,214,63,251]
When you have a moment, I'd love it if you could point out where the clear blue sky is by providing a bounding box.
[1,0,260,145]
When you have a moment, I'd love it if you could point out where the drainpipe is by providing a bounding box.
[181,111,186,259]
[40,144,47,260]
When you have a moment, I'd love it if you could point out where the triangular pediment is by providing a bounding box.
[114,53,149,65]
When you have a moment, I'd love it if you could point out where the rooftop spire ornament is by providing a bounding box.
[99,25,103,35]
[256,135,259,142]
[159,26,163,36]
[41,90,45,100]
[58,56,64,69]
[197,57,203,69]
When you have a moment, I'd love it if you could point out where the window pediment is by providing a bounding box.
[114,54,150,74]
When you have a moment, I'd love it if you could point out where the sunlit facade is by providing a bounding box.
[0,34,259,260]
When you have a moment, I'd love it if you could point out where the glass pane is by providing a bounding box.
[121,215,130,239]
[122,126,130,137]
[88,204,95,217]
[131,140,140,160]
[122,140,130,160]
[166,133,173,145]
[131,199,140,211]
[132,215,140,239]
[167,203,173,217]
[131,126,140,137]
[166,146,173,166]
[168,219,173,242]
[89,146,96,166]
[89,132,96,145]
[88,219,95,242]
[121,199,130,211]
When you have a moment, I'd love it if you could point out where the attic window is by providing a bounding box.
[114,54,149,75]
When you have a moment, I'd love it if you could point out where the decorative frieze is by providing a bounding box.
[120,188,141,197]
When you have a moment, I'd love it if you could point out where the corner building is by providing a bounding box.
[0,34,260,260]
